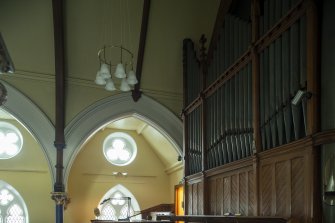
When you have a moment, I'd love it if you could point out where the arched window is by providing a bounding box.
[0,181,28,223]
[103,132,137,166]
[0,122,23,159]
[97,184,141,221]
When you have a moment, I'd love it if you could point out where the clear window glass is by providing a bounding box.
[0,180,28,223]
[0,122,23,159]
[103,132,137,166]
[97,184,141,221]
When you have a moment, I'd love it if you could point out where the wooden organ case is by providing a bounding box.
[182,0,323,222]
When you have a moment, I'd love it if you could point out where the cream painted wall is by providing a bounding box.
[0,0,219,125]
[0,0,215,221]
[65,128,174,223]
[168,168,184,201]
[0,119,54,223]
[63,0,219,122]
[142,0,219,114]
[0,0,55,122]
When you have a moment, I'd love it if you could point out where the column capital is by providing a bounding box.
[51,191,70,207]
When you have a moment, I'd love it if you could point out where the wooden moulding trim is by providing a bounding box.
[183,49,252,115]
[185,172,205,184]
[185,129,335,180]
[255,0,305,53]
[204,50,252,97]
[257,129,335,160]
[258,136,314,160]
[313,129,335,146]
[205,156,253,177]
[184,97,202,116]
[157,215,288,223]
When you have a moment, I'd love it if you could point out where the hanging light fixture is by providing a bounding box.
[95,0,137,92]
[96,45,137,92]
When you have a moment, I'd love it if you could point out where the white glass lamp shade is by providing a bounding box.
[95,71,107,85]
[126,70,138,85]
[99,63,111,79]
[114,63,126,78]
[120,78,131,91]
[105,78,116,91]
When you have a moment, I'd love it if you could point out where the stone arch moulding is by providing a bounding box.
[1,81,56,186]
[63,92,183,187]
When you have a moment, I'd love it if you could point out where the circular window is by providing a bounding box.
[103,132,137,166]
[0,122,23,159]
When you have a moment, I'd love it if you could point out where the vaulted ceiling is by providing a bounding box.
[0,0,219,169]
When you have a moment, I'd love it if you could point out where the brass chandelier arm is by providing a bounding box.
[98,45,134,67]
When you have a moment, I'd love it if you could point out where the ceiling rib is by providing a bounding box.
[132,0,151,102]
[52,0,66,193]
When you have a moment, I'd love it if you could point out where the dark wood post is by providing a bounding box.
[199,35,209,215]
[51,0,67,223]
[306,0,321,221]
[182,38,190,214]
[132,0,150,102]
[251,0,261,216]
[200,34,207,173]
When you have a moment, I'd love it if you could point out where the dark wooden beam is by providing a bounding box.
[157,215,288,223]
[306,0,320,135]
[132,0,151,102]
[251,0,261,216]
[51,1,67,223]
[52,0,66,192]
[183,50,252,116]
[254,0,305,53]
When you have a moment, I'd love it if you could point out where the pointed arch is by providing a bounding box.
[1,81,55,186]
[0,180,29,223]
[98,184,141,220]
[64,93,183,186]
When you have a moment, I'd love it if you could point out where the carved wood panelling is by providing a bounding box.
[216,178,223,214]
[186,180,204,215]
[223,175,231,214]
[291,157,305,221]
[208,165,254,216]
[260,164,272,216]
[275,160,290,216]
[185,142,316,221]
[248,170,254,215]
[198,182,204,215]
[239,172,247,215]
[192,183,198,214]
[187,181,193,214]
[259,146,312,221]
